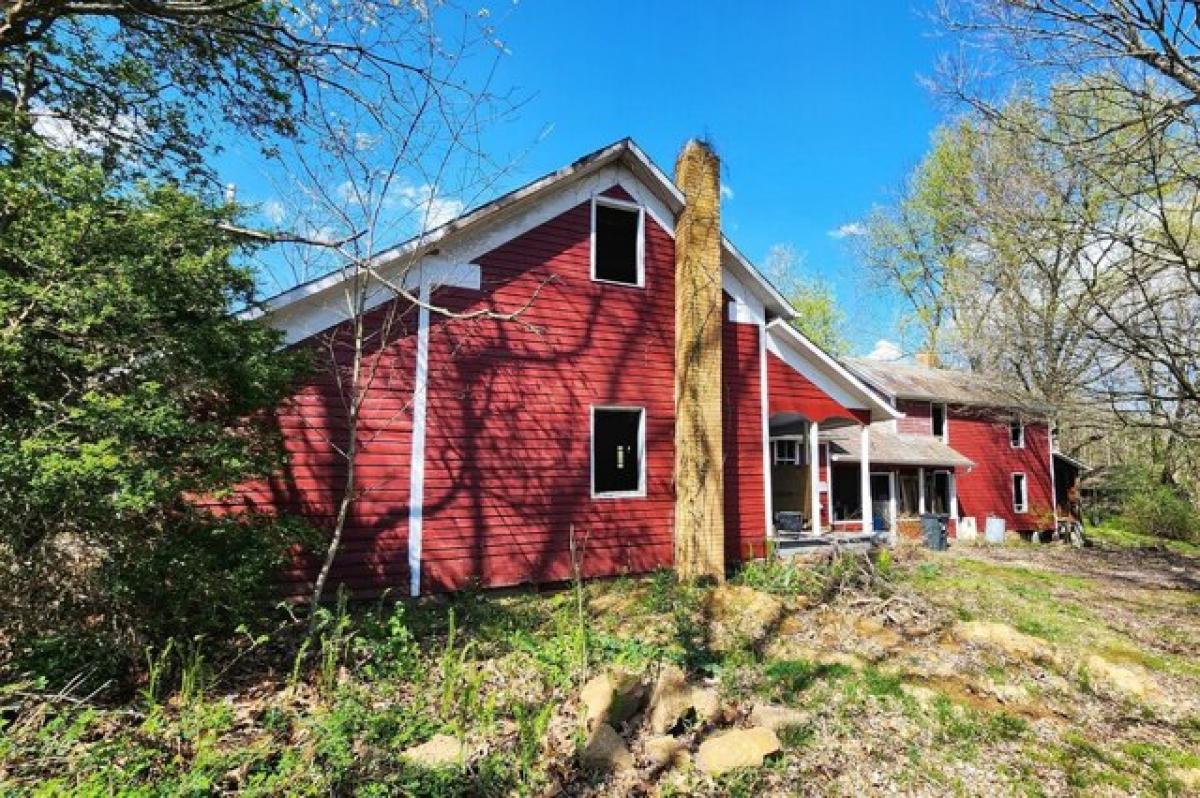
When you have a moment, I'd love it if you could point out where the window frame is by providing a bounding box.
[1012,472,1028,513]
[931,402,948,443]
[771,436,804,466]
[1009,418,1025,449]
[590,195,646,288]
[590,405,647,499]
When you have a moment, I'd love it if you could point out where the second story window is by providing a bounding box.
[932,403,948,442]
[1010,419,1025,448]
[592,197,644,286]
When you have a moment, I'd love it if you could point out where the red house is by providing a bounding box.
[235,139,901,597]
[831,358,1058,541]
[235,138,1060,598]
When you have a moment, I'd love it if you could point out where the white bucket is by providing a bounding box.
[984,516,1006,544]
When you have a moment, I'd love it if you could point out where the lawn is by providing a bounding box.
[2,536,1198,796]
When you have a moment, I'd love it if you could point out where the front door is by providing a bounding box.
[870,472,895,534]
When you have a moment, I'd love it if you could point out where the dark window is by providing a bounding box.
[931,403,947,440]
[926,471,951,515]
[593,408,643,495]
[772,439,802,466]
[898,473,920,516]
[1012,473,1028,512]
[594,202,641,285]
[1010,419,1025,448]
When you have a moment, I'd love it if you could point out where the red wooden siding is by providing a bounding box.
[767,352,867,425]
[416,188,677,591]
[897,400,932,436]
[948,410,1053,532]
[722,306,767,562]
[224,301,422,598]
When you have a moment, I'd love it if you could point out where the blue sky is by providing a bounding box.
[226,2,950,357]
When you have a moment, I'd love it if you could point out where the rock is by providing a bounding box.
[580,723,633,772]
[400,734,466,768]
[747,702,809,731]
[643,734,689,769]
[1082,655,1165,706]
[648,664,721,734]
[952,621,1057,666]
[704,585,785,651]
[579,669,645,729]
[695,727,781,776]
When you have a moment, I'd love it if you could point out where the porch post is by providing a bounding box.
[860,424,872,534]
[949,471,959,520]
[918,467,926,515]
[809,421,821,534]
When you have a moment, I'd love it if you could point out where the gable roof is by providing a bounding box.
[766,321,901,423]
[844,358,1049,414]
[247,138,795,333]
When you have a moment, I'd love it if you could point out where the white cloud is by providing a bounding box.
[389,182,464,231]
[261,199,287,226]
[828,221,867,239]
[720,182,734,200]
[32,110,140,153]
[329,178,465,232]
[865,339,902,361]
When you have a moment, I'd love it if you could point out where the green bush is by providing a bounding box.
[1120,484,1200,542]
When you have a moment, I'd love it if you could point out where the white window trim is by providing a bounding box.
[771,436,805,466]
[590,405,647,499]
[590,195,645,288]
[1010,419,1025,449]
[1012,471,1028,513]
[932,402,949,443]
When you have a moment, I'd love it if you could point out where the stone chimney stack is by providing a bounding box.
[673,140,725,581]
[915,351,940,368]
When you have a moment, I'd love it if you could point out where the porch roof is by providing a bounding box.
[821,425,974,469]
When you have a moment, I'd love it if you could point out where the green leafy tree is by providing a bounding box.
[0,133,306,683]
[764,243,850,356]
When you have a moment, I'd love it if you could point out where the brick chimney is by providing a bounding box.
[915,351,939,368]
[673,140,725,581]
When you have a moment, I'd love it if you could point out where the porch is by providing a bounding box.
[821,425,974,541]
[768,412,878,545]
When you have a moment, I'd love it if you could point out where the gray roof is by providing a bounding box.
[844,359,1048,413]
[821,425,974,468]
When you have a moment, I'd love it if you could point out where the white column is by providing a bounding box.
[809,421,821,534]
[918,467,926,515]
[949,471,959,520]
[860,425,872,534]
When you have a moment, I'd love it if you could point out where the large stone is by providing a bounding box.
[648,664,721,734]
[747,702,809,732]
[579,669,645,729]
[643,734,689,769]
[695,727,781,776]
[400,734,466,768]
[580,723,634,772]
[952,621,1057,666]
[704,585,785,651]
